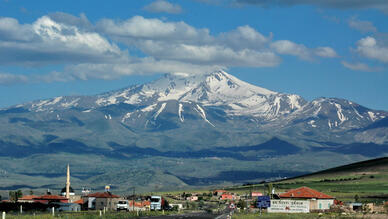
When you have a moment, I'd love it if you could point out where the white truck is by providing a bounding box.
[116,200,130,211]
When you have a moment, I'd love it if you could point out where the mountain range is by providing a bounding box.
[0,70,387,194]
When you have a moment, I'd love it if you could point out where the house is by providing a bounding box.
[84,192,120,210]
[251,192,263,197]
[213,190,227,196]
[279,187,335,211]
[186,196,198,201]
[220,193,236,201]
[18,195,38,203]
[33,195,69,204]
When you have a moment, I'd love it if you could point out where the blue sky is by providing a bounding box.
[0,0,387,110]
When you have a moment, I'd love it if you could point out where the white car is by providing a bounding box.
[116,200,130,211]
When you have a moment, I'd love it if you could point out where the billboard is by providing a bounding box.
[257,196,271,208]
[268,200,309,213]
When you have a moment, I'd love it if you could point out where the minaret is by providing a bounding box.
[66,164,70,199]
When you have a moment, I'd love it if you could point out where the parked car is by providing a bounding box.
[116,200,129,211]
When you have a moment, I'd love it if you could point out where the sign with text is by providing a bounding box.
[268,200,309,213]
[257,196,271,208]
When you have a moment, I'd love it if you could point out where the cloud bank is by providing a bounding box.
[233,0,388,13]
[0,13,338,83]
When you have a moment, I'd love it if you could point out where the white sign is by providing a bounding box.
[268,200,310,213]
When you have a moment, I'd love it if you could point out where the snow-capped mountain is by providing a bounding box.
[23,71,307,120]
[2,70,388,148]
[1,70,388,193]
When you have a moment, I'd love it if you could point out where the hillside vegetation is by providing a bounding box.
[227,157,388,202]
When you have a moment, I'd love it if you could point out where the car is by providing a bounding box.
[116,200,130,211]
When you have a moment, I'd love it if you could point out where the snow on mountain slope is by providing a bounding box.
[11,70,387,134]
[287,98,387,130]
[92,70,306,120]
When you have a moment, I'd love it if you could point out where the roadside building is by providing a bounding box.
[213,190,227,196]
[33,195,69,204]
[251,192,263,198]
[18,195,38,203]
[279,186,335,211]
[187,196,198,201]
[348,202,363,211]
[220,193,236,201]
[85,192,120,210]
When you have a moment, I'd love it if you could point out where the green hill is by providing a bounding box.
[227,157,388,202]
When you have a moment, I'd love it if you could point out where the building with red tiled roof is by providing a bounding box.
[73,199,85,204]
[220,193,236,201]
[279,187,334,199]
[33,195,68,204]
[83,192,121,210]
[18,195,38,203]
[279,187,335,210]
[213,190,227,196]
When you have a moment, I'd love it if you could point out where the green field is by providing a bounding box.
[2,210,178,219]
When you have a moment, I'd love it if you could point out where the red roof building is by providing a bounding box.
[220,193,236,200]
[214,190,227,196]
[279,187,335,211]
[279,187,334,199]
[18,195,38,203]
[33,195,69,204]
[73,199,85,204]
[84,192,121,210]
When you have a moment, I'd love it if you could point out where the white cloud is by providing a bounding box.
[341,61,379,72]
[97,16,212,43]
[219,25,269,50]
[0,16,122,66]
[144,0,183,14]
[270,40,338,60]
[356,36,388,63]
[314,47,338,58]
[0,13,339,84]
[348,17,377,33]
[270,40,310,60]
[0,73,28,85]
[233,0,388,13]
[0,17,32,41]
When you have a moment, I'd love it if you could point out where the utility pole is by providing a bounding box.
[132,187,135,212]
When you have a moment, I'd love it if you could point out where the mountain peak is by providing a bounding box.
[155,70,277,105]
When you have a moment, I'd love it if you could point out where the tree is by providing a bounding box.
[8,190,23,202]
[17,190,23,199]
[9,191,16,202]
[354,194,360,202]
[237,199,247,209]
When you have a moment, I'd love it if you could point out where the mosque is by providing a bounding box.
[60,164,80,203]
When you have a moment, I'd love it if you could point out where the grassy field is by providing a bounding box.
[224,157,388,202]
[3,210,178,219]
[232,212,388,219]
